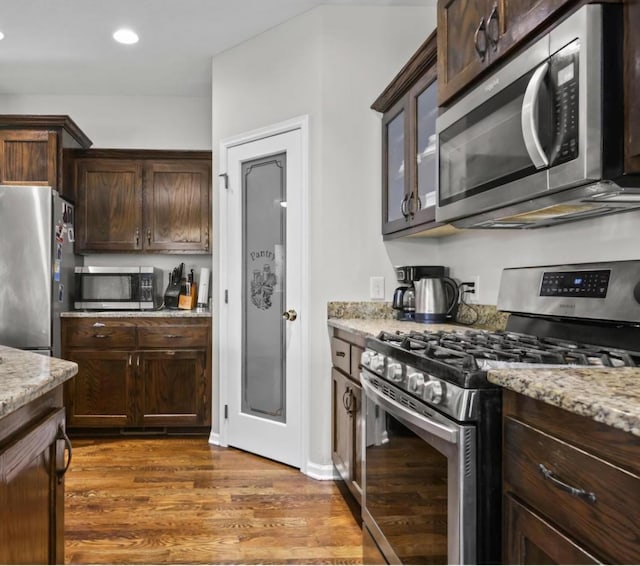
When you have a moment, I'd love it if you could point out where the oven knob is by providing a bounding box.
[424,380,444,404]
[386,361,403,382]
[372,354,386,373]
[361,350,374,368]
[407,372,424,393]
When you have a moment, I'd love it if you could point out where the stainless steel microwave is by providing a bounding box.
[436,4,640,229]
[74,266,162,310]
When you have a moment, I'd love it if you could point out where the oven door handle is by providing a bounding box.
[362,376,458,444]
[521,61,550,169]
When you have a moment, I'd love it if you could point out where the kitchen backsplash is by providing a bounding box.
[327,301,509,331]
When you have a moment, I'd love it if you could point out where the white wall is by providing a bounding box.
[0,93,214,293]
[414,209,640,305]
[212,5,436,469]
[0,94,211,149]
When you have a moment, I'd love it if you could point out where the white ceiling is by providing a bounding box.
[0,0,433,97]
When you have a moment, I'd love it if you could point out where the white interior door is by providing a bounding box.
[222,127,303,468]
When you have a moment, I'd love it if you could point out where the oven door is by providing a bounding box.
[361,372,476,565]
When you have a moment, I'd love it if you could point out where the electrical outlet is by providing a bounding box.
[462,276,480,304]
[369,276,385,300]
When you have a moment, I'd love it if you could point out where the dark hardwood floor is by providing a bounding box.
[64,437,363,564]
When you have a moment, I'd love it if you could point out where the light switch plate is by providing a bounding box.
[369,276,385,300]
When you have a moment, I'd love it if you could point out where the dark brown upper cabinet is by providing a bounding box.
[437,0,575,106]
[0,115,92,201]
[372,30,457,239]
[72,149,211,254]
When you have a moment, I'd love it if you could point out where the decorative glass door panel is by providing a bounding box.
[242,153,287,423]
[385,109,406,224]
[416,80,438,212]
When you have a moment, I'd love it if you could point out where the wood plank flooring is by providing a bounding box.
[64,437,363,564]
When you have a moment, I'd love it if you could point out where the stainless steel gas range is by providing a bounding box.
[361,260,640,565]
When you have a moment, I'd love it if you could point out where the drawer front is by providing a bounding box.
[137,325,208,348]
[63,320,136,348]
[504,416,640,564]
[331,337,351,375]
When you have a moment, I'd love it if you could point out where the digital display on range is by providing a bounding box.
[540,270,610,298]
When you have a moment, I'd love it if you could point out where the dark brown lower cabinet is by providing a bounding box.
[330,330,364,507]
[0,388,70,564]
[504,496,599,565]
[502,390,640,564]
[62,317,212,430]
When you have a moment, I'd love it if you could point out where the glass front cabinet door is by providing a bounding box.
[376,30,442,239]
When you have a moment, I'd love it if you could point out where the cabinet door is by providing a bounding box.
[493,0,572,62]
[137,349,208,427]
[0,408,68,565]
[438,0,492,105]
[332,368,352,483]
[75,158,143,252]
[0,129,58,187]
[143,159,211,252]
[382,98,411,235]
[351,379,363,500]
[64,350,135,427]
[504,495,600,564]
[409,70,438,226]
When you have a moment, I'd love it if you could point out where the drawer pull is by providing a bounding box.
[538,463,597,503]
[336,351,346,357]
[164,334,182,339]
[93,334,109,339]
[92,322,106,328]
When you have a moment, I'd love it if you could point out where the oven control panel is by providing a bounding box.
[540,269,610,298]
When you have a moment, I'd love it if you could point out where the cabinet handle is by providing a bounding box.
[538,464,597,503]
[474,17,487,62]
[137,355,140,367]
[128,354,132,366]
[342,388,351,413]
[400,195,410,219]
[135,227,140,247]
[336,351,346,358]
[147,228,151,246]
[92,322,106,328]
[164,334,182,339]
[204,228,209,251]
[93,334,109,339]
[408,194,422,216]
[487,4,499,51]
[56,425,73,485]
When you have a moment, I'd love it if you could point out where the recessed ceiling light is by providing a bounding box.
[113,28,139,45]
[0,32,5,41]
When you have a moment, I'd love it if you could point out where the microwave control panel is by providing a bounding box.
[549,40,580,166]
[540,269,610,298]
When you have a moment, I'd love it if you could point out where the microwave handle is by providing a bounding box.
[521,62,550,169]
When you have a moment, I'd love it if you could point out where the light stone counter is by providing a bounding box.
[487,367,640,438]
[328,309,640,439]
[0,345,78,419]
[61,309,211,318]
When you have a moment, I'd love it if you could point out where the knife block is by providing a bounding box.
[178,283,197,310]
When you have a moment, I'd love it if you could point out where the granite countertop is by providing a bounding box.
[0,345,78,419]
[62,309,212,318]
[328,304,640,439]
[488,367,640,438]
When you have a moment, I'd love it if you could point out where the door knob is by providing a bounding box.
[282,309,298,321]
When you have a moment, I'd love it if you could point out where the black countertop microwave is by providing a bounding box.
[436,4,640,229]
[74,266,163,310]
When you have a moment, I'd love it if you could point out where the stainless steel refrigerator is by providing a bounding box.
[0,185,78,357]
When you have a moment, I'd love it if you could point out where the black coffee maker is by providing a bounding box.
[392,265,446,321]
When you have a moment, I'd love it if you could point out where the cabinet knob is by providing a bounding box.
[474,17,487,62]
[135,227,140,247]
